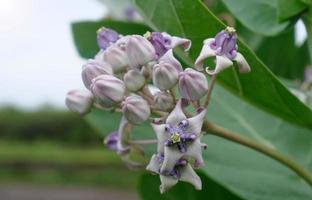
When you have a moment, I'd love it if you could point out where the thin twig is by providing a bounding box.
[128,139,158,145]
[202,121,312,187]
[204,74,217,108]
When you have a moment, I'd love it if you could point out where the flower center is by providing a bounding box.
[225,26,236,35]
[171,132,181,143]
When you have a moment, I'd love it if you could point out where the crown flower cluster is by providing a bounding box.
[65,26,251,193]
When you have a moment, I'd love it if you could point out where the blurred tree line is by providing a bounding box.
[0,107,100,145]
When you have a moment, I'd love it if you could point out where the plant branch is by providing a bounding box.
[128,139,158,145]
[204,74,217,107]
[202,121,312,187]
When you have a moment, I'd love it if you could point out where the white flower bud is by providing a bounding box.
[179,68,208,100]
[65,89,94,115]
[96,43,129,73]
[153,61,179,90]
[154,91,174,110]
[91,75,125,107]
[123,70,146,92]
[81,59,113,89]
[126,35,156,68]
[122,95,150,125]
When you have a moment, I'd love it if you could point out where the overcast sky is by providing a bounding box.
[0,0,307,110]
[0,0,106,109]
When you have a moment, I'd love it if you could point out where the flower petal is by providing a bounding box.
[186,108,206,136]
[233,52,251,73]
[159,175,178,194]
[162,32,191,51]
[206,55,233,75]
[116,116,132,154]
[161,147,183,174]
[166,99,187,125]
[151,123,167,153]
[179,164,202,190]
[194,38,215,71]
[159,49,183,72]
[146,154,161,173]
[185,139,205,168]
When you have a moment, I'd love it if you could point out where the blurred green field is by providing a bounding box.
[0,141,141,190]
[0,107,142,190]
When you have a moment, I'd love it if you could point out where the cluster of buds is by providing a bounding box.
[66,26,251,193]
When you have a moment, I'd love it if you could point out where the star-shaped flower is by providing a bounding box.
[151,99,207,174]
[146,153,202,193]
[195,26,251,75]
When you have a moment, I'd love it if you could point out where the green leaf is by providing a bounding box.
[202,85,312,199]
[138,172,244,200]
[277,0,307,21]
[255,28,310,80]
[221,0,290,36]
[133,0,312,128]
[71,20,150,58]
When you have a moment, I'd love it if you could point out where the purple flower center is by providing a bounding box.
[156,153,187,178]
[146,32,171,58]
[97,27,120,50]
[164,120,196,153]
[210,27,238,60]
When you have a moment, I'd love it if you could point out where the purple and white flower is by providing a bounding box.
[150,100,207,174]
[146,153,202,193]
[65,89,94,115]
[195,26,251,75]
[96,27,120,50]
[145,32,191,58]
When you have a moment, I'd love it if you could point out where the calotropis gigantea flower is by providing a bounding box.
[153,91,174,111]
[195,26,251,75]
[96,27,120,50]
[65,89,94,115]
[146,153,202,193]
[178,68,208,101]
[126,35,156,68]
[123,69,146,92]
[96,43,129,73]
[145,31,191,58]
[81,59,113,89]
[150,100,207,174]
[152,50,183,91]
[122,95,151,125]
[90,74,125,108]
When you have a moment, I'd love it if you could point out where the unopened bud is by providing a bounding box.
[154,91,174,110]
[65,89,94,115]
[126,35,156,68]
[96,27,120,50]
[122,95,150,125]
[81,59,113,89]
[91,75,125,107]
[153,61,179,90]
[96,43,129,73]
[179,68,208,100]
[124,70,146,91]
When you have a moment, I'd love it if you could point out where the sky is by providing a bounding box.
[0,0,106,109]
[0,0,307,110]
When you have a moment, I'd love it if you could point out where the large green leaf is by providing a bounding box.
[133,0,312,128]
[277,0,307,21]
[139,172,244,200]
[255,28,310,80]
[71,20,150,58]
[221,0,290,36]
